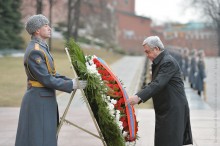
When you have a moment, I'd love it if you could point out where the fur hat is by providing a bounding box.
[25,14,49,34]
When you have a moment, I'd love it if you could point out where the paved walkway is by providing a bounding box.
[0,56,219,146]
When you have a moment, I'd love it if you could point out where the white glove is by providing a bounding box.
[72,78,87,89]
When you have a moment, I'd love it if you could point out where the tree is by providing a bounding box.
[36,0,43,14]
[0,0,24,50]
[189,0,220,56]
[48,0,56,51]
[94,0,117,47]
[67,0,81,41]
[81,0,117,47]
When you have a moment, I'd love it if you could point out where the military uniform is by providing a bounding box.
[15,36,73,146]
[189,55,197,88]
[195,57,206,95]
[182,53,189,80]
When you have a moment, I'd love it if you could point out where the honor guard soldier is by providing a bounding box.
[15,14,87,146]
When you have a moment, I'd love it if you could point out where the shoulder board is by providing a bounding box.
[34,43,40,50]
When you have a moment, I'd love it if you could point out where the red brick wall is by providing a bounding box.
[108,0,135,13]
[20,0,68,24]
[116,12,152,54]
[162,31,218,56]
[19,0,152,55]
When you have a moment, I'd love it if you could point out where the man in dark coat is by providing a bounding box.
[127,36,193,146]
[15,14,87,146]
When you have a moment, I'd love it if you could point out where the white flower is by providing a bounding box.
[110,110,115,116]
[115,110,120,121]
[110,99,117,104]
[117,121,123,130]
[116,110,120,115]
[85,54,138,144]
[89,60,94,65]
[123,131,128,137]
[108,103,114,110]
[87,66,95,74]
[125,141,136,146]
[107,96,111,101]
[107,103,115,116]
[91,64,96,69]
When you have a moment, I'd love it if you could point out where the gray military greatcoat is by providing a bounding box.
[137,50,193,146]
[189,56,197,88]
[195,59,206,92]
[15,36,73,146]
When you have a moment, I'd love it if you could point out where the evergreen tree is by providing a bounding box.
[0,0,24,50]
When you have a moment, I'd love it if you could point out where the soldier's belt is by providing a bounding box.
[28,80,44,87]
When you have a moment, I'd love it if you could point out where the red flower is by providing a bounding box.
[102,76,115,83]
[103,70,110,76]
[134,115,138,133]
[107,83,114,89]
[113,84,120,91]
[91,57,138,142]
[117,98,125,106]
[102,76,107,80]
[112,91,122,98]
[93,58,98,63]
[120,116,126,122]
[107,76,114,82]
[94,61,102,68]
[98,70,103,74]
[123,121,128,129]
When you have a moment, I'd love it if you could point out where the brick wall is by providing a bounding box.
[116,11,151,54]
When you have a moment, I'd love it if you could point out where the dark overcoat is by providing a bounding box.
[189,57,197,87]
[195,59,206,91]
[183,56,189,78]
[137,50,193,146]
[15,37,73,146]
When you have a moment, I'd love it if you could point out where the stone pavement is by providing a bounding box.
[0,56,219,146]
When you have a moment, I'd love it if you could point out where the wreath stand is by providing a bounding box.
[56,48,107,146]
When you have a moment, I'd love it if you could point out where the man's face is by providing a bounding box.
[143,45,160,61]
[36,24,51,40]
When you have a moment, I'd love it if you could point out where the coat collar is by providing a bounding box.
[152,50,167,65]
[31,36,49,49]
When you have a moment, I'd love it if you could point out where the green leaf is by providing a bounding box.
[66,38,125,146]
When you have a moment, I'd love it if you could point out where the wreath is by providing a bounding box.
[66,39,138,146]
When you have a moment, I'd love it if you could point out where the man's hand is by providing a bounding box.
[126,95,140,106]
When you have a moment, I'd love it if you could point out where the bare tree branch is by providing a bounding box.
[189,0,220,56]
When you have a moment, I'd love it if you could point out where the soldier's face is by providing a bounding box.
[143,45,160,61]
[37,24,51,40]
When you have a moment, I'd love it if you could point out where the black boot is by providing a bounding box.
[198,91,201,96]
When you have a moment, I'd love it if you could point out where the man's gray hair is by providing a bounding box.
[25,14,49,35]
[142,36,164,50]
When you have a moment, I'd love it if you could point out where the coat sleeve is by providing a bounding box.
[55,73,72,80]
[28,49,73,93]
[136,61,177,102]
